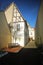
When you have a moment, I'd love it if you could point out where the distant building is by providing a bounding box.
[35,0,43,46]
[27,23,35,41]
[29,27,35,41]
[0,2,29,48]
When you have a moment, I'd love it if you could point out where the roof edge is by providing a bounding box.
[4,2,14,11]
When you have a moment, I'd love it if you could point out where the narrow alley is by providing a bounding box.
[24,40,37,48]
[0,0,43,65]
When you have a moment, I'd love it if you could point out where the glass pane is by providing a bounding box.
[17,24,20,31]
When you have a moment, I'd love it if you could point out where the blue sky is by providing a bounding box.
[0,0,40,27]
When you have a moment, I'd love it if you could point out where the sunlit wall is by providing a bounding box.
[0,11,11,49]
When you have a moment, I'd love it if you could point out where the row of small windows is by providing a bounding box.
[14,13,20,16]
[13,17,23,22]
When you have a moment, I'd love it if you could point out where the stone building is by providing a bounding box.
[35,0,43,46]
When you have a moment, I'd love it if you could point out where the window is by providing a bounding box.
[17,24,20,31]
[31,32,32,35]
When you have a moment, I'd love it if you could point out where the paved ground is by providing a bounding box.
[24,40,37,48]
[0,48,42,65]
[3,46,22,53]
[1,40,36,54]
[0,41,43,65]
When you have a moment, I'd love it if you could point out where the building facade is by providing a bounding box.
[35,0,43,46]
[29,27,35,41]
[27,23,35,41]
[4,2,28,47]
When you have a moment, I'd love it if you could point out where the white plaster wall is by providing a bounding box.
[12,22,25,47]
[29,27,35,40]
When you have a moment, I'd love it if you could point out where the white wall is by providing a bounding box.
[29,27,35,40]
[11,22,25,47]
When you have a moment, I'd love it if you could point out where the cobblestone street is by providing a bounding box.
[24,40,37,48]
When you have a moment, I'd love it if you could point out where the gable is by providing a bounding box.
[13,4,24,22]
[4,2,24,24]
